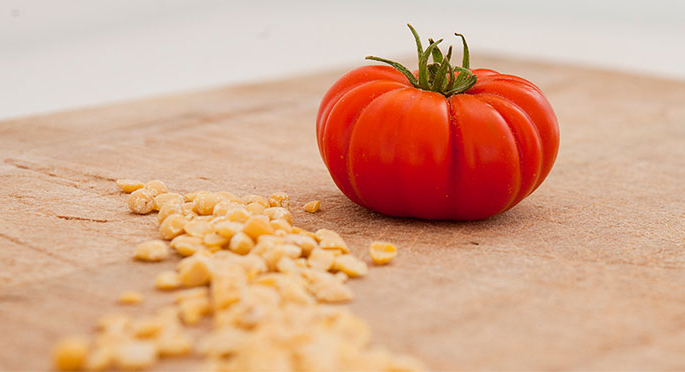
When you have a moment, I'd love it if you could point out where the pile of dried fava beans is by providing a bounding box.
[52,179,415,371]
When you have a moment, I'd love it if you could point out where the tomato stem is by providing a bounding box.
[365,24,477,97]
[454,33,470,69]
[430,45,452,91]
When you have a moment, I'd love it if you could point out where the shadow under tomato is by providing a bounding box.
[317,190,547,251]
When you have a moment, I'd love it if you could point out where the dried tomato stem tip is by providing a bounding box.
[365,24,478,97]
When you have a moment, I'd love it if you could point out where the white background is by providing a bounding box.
[1,0,684,120]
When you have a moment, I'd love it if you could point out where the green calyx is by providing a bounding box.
[366,24,477,97]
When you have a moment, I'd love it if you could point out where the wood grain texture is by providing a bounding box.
[1,55,684,371]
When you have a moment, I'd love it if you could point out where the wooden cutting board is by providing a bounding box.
[1,55,684,371]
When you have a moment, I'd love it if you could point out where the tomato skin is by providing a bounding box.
[316,65,559,220]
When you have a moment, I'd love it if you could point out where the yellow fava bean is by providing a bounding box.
[184,190,207,202]
[370,241,397,265]
[127,189,155,214]
[213,221,244,239]
[264,207,293,224]
[114,340,157,370]
[131,317,164,338]
[270,218,292,233]
[159,214,186,240]
[155,270,181,290]
[178,297,211,325]
[182,201,195,216]
[211,267,247,310]
[229,231,254,255]
[134,240,169,262]
[216,191,242,203]
[308,248,335,271]
[156,333,193,357]
[158,202,183,224]
[178,255,212,287]
[144,180,168,197]
[315,228,350,254]
[83,345,112,371]
[333,254,368,277]
[243,194,269,208]
[284,233,318,256]
[193,192,225,215]
[242,215,274,239]
[303,200,321,213]
[118,291,143,305]
[268,192,290,209]
[184,219,212,238]
[311,279,354,303]
[225,206,251,223]
[245,202,265,215]
[203,232,229,247]
[153,192,184,211]
[53,337,89,371]
[170,234,203,256]
[116,179,144,193]
[174,287,208,303]
[213,200,243,217]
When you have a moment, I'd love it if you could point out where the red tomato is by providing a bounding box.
[316,26,559,220]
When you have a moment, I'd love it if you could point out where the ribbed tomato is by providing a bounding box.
[316,26,559,220]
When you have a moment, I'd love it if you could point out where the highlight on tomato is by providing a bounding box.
[316,25,560,220]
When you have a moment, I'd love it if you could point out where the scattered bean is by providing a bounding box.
[116,179,144,193]
[128,189,155,214]
[303,200,321,213]
[370,241,398,265]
